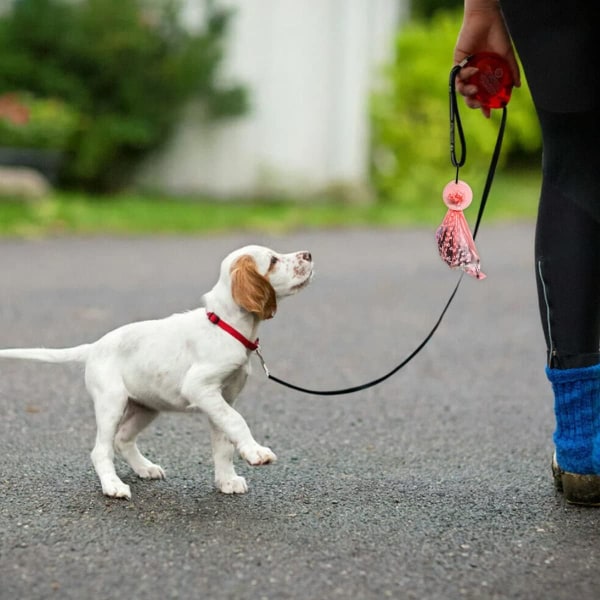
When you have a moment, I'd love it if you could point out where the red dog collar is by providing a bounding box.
[206,311,259,351]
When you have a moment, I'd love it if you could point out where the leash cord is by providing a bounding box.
[266,75,508,397]
[267,274,465,395]
[449,63,467,180]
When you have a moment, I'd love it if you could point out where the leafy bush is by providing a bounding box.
[370,10,541,207]
[0,0,248,190]
[0,92,79,150]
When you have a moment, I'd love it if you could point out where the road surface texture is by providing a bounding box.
[1,226,599,600]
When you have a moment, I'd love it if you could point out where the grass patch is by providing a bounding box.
[0,169,540,237]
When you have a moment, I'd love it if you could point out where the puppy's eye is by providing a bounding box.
[270,256,279,266]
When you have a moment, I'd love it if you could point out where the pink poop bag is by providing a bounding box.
[436,180,486,280]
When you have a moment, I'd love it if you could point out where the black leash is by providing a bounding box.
[264,274,465,395]
[263,62,508,396]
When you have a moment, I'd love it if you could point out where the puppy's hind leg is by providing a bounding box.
[89,386,132,499]
[115,400,165,480]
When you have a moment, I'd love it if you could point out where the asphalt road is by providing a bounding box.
[1,226,599,600]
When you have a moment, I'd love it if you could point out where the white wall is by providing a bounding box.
[136,0,406,197]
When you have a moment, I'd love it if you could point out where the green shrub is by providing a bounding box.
[370,10,541,207]
[0,0,248,190]
[0,92,79,150]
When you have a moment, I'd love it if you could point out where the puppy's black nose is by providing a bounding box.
[301,251,312,262]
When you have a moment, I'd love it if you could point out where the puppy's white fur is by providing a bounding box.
[0,245,313,499]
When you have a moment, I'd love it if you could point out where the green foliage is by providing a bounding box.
[370,10,541,206]
[0,169,540,237]
[0,92,79,150]
[411,0,462,19]
[0,0,248,190]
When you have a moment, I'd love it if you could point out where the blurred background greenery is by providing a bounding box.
[0,0,542,236]
[0,0,247,190]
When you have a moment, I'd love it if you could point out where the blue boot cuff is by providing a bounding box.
[546,362,600,384]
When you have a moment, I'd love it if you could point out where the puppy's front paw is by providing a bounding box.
[216,475,248,494]
[240,444,277,466]
[101,478,132,500]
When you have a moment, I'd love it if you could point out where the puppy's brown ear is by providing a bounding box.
[231,255,277,320]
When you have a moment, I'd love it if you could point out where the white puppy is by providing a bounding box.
[0,245,313,499]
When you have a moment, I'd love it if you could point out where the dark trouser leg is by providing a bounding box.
[535,178,600,369]
[534,108,600,369]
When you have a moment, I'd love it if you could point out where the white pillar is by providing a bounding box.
[136,0,406,197]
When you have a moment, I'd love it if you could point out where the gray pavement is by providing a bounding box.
[1,226,599,600]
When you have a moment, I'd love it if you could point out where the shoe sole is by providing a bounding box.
[552,455,600,506]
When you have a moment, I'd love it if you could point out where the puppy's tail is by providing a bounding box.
[0,344,91,364]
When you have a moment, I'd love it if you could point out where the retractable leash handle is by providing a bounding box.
[265,53,513,397]
[464,52,514,111]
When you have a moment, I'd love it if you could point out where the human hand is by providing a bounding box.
[453,1,520,117]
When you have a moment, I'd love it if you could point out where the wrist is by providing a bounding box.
[464,0,501,12]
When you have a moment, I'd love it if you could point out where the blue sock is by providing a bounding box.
[547,363,600,475]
